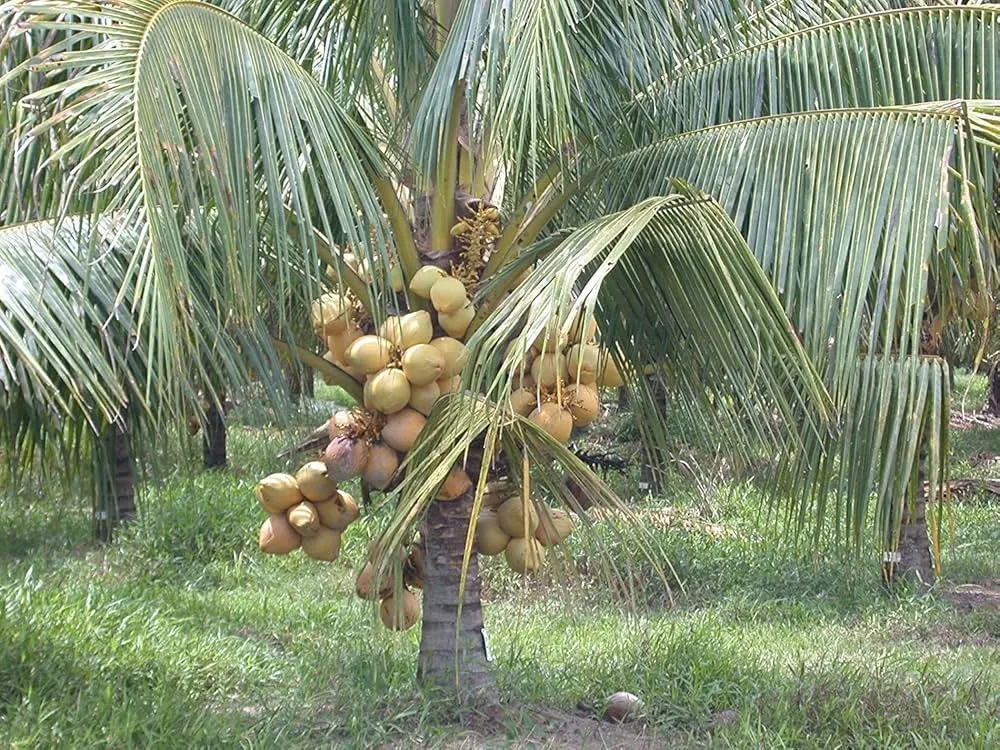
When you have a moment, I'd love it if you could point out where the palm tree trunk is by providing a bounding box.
[987,361,1000,416]
[417,469,497,703]
[202,396,227,469]
[883,444,934,591]
[95,419,136,542]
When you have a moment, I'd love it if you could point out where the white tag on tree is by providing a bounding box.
[482,628,493,662]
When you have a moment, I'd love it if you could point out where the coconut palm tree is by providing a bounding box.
[2,0,999,700]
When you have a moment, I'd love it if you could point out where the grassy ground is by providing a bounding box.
[1,377,999,748]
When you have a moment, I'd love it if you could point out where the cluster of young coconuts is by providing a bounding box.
[254,254,621,629]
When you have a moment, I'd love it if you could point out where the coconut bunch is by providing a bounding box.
[355,538,425,630]
[476,487,575,574]
[507,312,625,444]
[408,264,477,340]
[255,462,360,561]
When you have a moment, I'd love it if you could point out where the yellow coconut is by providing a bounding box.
[504,537,546,574]
[567,312,598,344]
[477,512,511,555]
[597,354,625,388]
[531,317,564,354]
[363,443,399,490]
[364,368,411,414]
[496,496,539,538]
[323,435,370,481]
[429,277,468,314]
[255,473,303,513]
[531,353,567,389]
[313,490,359,530]
[401,343,445,386]
[325,324,362,363]
[408,381,441,416]
[535,507,574,546]
[437,466,473,501]
[287,501,321,537]
[380,310,434,349]
[436,375,462,395]
[508,388,537,416]
[565,344,599,385]
[438,301,475,339]
[355,562,391,600]
[381,409,426,453]
[258,514,301,555]
[294,461,338,503]
[311,293,351,335]
[388,264,405,292]
[409,265,449,298]
[379,590,420,631]
[301,526,342,561]
[564,383,600,427]
[529,402,574,444]
[344,335,394,374]
[327,410,357,438]
[429,337,469,377]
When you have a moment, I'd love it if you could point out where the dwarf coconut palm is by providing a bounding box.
[2,0,999,700]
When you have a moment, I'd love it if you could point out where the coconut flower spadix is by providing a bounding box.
[409,265,449,298]
[429,337,469,378]
[344,335,394,374]
[364,368,411,415]
[381,311,433,349]
[301,526,342,561]
[380,409,426,453]
[429,276,468,314]
[401,344,445,386]
[529,402,574,444]
[379,590,420,631]
[363,443,399,490]
[258,514,301,555]
[476,511,510,555]
[505,537,546,574]
[314,490,359,531]
[295,461,338,503]
[323,435,369,481]
[255,473,302,513]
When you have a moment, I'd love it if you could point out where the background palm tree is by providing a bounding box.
[1,0,998,700]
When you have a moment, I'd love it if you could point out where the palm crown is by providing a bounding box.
[1,0,998,697]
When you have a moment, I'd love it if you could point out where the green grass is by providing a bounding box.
[2,385,999,747]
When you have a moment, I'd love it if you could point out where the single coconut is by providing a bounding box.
[381,409,426,452]
[295,461,338,503]
[429,276,468,314]
[408,381,441,416]
[313,490,359,530]
[401,344,445,386]
[381,310,433,349]
[429,337,469,377]
[437,466,473,501]
[438,301,475,339]
[301,526,342,561]
[482,482,515,510]
[535,507,574,546]
[531,352,568,389]
[327,410,357,438]
[504,536,546,574]
[476,511,511,555]
[496,496,539,538]
[379,590,420,631]
[597,353,625,388]
[364,368,411,414]
[311,293,351,334]
[355,562,391,600]
[409,265,448,298]
[326,325,362,363]
[603,692,644,723]
[531,317,564,354]
[344,335,394,374]
[367,538,408,563]
[287,501,321,537]
[567,312,597,344]
[323,435,370,481]
[564,383,600,427]
[529,402,574,444]
[436,375,462,395]
[255,473,302,513]
[258,514,301,555]
[403,546,425,589]
[565,344,599,385]
[363,443,399,490]
[508,388,537,416]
